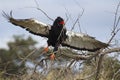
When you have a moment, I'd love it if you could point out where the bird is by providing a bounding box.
[2,12,108,60]
[46,17,67,59]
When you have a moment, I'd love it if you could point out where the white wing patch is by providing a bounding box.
[66,31,89,42]
[33,19,48,26]
[66,31,88,37]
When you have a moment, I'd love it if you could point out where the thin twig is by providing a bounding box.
[20,48,37,64]
[80,71,97,80]
[112,69,120,80]
[34,0,54,21]
[71,15,80,31]
[67,59,76,68]
[113,1,120,30]
[95,2,120,79]
[71,9,84,31]
[78,19,82,33]
[109,1,120,44]
[78,8,84,33]
[33,57,49,72]
[64,7,70,23]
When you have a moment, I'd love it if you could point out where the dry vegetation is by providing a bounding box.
[1,1,120,80]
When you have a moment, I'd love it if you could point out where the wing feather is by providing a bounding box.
[3,12,108,51]
[2,12,50,38]
[62,31,108,51]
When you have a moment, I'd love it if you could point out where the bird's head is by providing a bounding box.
[53,17,65,27]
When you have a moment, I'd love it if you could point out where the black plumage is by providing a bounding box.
[2,12,108,52]
[47,17,67,51]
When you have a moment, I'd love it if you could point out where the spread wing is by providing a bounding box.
[2,12,50,38]
[3,12,108,51]
[62,31,108,51]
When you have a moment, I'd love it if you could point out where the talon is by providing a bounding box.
[50,53,55,60]
[43,47,49,53]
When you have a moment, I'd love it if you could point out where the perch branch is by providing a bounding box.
[61,47,120,60]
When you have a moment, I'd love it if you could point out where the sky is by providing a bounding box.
[0,0,120,49]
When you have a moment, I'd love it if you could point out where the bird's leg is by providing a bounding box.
[50,45,58,60]
[43,46,49,53]
[50,53,55,60]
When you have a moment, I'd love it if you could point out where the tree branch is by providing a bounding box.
[60,47,120,61]
[34,0,54,21]
[71,9,84,31]
[94,2,120,80]
[95,54,104,80]
[108,1,120,44]
[20,48,37,64]
[67,59,76,68]
[112,69,120,80]
[102,47,120,55]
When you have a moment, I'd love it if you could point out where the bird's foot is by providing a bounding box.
[43,47,49,53]
[50,53,55,60]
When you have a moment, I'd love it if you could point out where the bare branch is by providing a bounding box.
[109,1,120,44]
[77,8,84,33]
[20,48,37,64]
[112,69,120,80]
[67,59,76,68]
[102,47,120,55]
[115,16,120,27]
[71,14,80,31]
[95,3,120,78]
[33,57,49,73]
[71,9,84,31]
[113,1,120,30]
[80,71,97,80]
[70,0,84,32]
[64,7,70,23]
[61,47,120,61]
[94,47,120,80]
[34,0,54,21]
[65,13,69,23]
[95,54,104,80]
[78,19,82,33]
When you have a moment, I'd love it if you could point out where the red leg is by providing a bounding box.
[50,53,55,60]
[43,46,49,53]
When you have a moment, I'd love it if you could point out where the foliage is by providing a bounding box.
[0,35,37,78]
[0,35,120,80]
